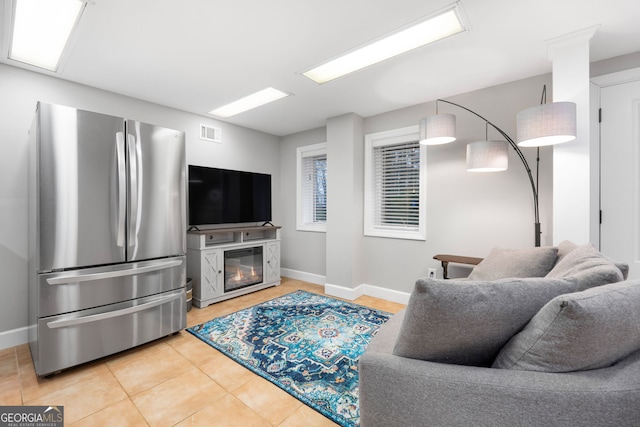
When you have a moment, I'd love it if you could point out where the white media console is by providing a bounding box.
[186,226,281,307]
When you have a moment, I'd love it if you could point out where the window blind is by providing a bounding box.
[372,140,420,229]
[301,153,327,224]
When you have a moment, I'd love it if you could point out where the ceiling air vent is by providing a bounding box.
[200,124,221,143]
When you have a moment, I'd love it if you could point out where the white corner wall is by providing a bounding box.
[549,27,598,245]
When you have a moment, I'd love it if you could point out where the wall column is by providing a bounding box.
[549,26,599,245]
[325,113,364,292]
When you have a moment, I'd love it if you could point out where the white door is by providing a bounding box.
[600,79,640,279]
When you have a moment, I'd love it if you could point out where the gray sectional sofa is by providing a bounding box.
[359,242,640,427]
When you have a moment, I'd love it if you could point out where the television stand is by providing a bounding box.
[186,226,281,307]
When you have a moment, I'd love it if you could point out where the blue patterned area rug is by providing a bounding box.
[187,290,391,427]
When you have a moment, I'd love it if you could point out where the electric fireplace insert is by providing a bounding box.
[224,246,263,292]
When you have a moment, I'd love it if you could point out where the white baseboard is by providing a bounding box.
[361,284,411,305]
[281,268,411,304]
[324,283,365,300]
[324,282,410,305]
[0,326,29,350]
[280,268,326,285]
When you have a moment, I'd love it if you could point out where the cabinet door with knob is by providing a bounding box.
[188,247,223,305]
[265,241,280,283]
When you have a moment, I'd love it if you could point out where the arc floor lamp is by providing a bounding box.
[418,86,577,247]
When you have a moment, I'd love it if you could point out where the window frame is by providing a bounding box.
[364,125,426,240]
[296,142,327,232]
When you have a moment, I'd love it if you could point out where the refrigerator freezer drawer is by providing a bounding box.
[33,288,186,377]
[38,256,185,318]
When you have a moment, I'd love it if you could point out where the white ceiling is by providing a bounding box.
[2,0,640,136]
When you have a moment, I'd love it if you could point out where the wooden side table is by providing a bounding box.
[433,254,483,279]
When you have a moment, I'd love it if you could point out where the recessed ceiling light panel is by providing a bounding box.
[209,87,291,118]
[9,0,86,71]
[302,4,467,84]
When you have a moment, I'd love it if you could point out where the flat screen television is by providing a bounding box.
[188,165,272,226]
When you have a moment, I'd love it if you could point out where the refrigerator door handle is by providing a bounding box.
[46,291,183,329]
[127,131,139,248]
[116,132,127,247]
[46,258,183,285]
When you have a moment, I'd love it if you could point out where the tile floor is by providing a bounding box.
[0,278,405,426]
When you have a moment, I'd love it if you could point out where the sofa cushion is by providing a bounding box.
[467,246,558,281]
[546,244,624,288]
[493,280,640,372]
[392,276,581,366]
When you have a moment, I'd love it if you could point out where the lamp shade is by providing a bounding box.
[419,114,456,145]
[516,102,576,147]
[466,140,508,172]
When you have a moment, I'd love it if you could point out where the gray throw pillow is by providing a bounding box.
[608,257,629,280]
[546,244,624,289]
[493,280,640,372]
[392,276,581,366]
[554,240,578,266]
[467,246,558,281]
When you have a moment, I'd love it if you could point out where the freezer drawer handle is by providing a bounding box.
[46,259,183,285]
[46,291,184,329]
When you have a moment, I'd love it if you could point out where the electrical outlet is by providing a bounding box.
[428,268,437,279]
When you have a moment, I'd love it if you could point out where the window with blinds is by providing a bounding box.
[364,126,426,240]
[297,143,327,232]
[373,141,420,227]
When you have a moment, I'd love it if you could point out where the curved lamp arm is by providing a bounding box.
[436,99,541,246]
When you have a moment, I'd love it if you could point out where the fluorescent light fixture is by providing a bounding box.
[9,0,86,71]
[302,5,466,84]
[208,87,291,118]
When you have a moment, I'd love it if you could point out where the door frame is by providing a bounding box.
[590,66,640,251]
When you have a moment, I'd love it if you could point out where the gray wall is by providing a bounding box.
[591,51,640,77]
[325,113,365,289]
[279,127,327,278]
[278,73,554,292]
[362,74,554,292]
[277,52,640,294]
[0,63,281,343]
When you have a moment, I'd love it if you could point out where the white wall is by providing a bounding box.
[0,63,281,345]
[550,29,595,246]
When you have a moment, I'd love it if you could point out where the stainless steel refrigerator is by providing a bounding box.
[28,102,187,376]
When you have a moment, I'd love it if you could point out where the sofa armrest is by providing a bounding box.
[359,311,640,427]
